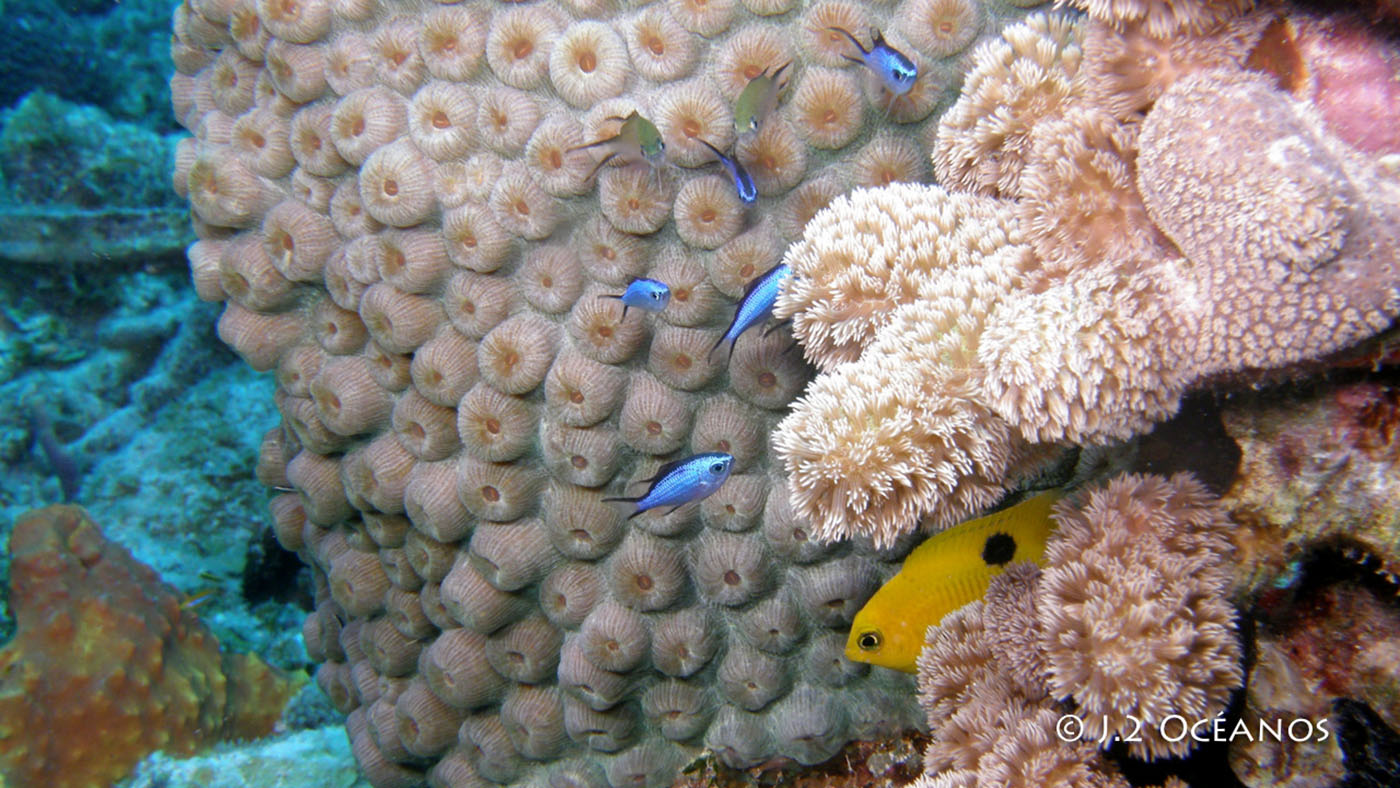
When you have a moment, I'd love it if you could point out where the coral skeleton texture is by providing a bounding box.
[166,0,1054,785]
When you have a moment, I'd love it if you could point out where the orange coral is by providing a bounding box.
[0,506,302,788]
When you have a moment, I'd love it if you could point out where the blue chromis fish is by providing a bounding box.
[734,61,790,134]
[695,138,757,204]
[845,490,1062,673]
[600,277,672,319]
[710,263,792,361]
[826,27,918,96]
[603,452,735,519]
[567,110,667,182]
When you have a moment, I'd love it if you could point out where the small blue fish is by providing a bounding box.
[603,452,735,519]
[601,277,672,319]
[826,27,917,96]
[710,263,793,361]
[696,138,757,205]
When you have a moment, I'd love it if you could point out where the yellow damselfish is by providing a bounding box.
[845,490,1062,673]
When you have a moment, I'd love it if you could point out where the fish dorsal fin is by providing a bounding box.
[740,263,782,301]
[826,26,867,55]
[636,457,690,485]
[900,490,1062,576]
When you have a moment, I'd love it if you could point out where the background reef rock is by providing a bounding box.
[0,257,304,666]
[1220,380,1400,788]
[166,0,1062,785]
[123,727,371,788]
[0,0,194,265]
[0,92,193,265]
[1224,381,1400,597]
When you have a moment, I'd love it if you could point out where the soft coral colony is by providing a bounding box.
[776,0,1400,548]
[775,0,1400,783]
[159,0,1400,786]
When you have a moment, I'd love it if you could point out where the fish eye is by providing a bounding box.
[651,291,661,300]
[856,631,881,651]
[710,462,725,474]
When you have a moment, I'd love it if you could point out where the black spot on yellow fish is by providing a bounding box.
[846,490,1061,672]
[981,532,1016,566]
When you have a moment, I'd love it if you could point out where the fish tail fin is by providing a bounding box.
[566,138,607,154]
[880,86,907,124]
[783,338,799,355]
[826,26,867,54]
[625,508,648,520]
[598,294,629,320]
[727,337,738,364]
[601,495,642,504]
[773,61,792,91]
[664,504,683,516]
[840,53,865,67]
[708,333,729,361]
[762,318,792,338]
[584,152,618,183]
[696,137,724,161]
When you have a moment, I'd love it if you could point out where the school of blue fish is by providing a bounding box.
[575,32,932,584]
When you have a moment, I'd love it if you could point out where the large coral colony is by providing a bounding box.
[163,0,1400,784]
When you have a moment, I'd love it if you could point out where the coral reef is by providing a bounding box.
[160,0,1400,785]
[1230,578,1400,788]
[1223,381,1400,597]
[0,91,193,265]
[0,258,303,666]
[914,473,1242,786]
[775,2,1400,547]
[0,505,302,788]
[164,0,1065,784]
[1213,377,1400,786]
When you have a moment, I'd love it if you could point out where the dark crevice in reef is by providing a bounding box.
[1265,545,1400,632]
[241,526,314,610]
[1333,698,1400,788]
[1130,392,1242,496]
